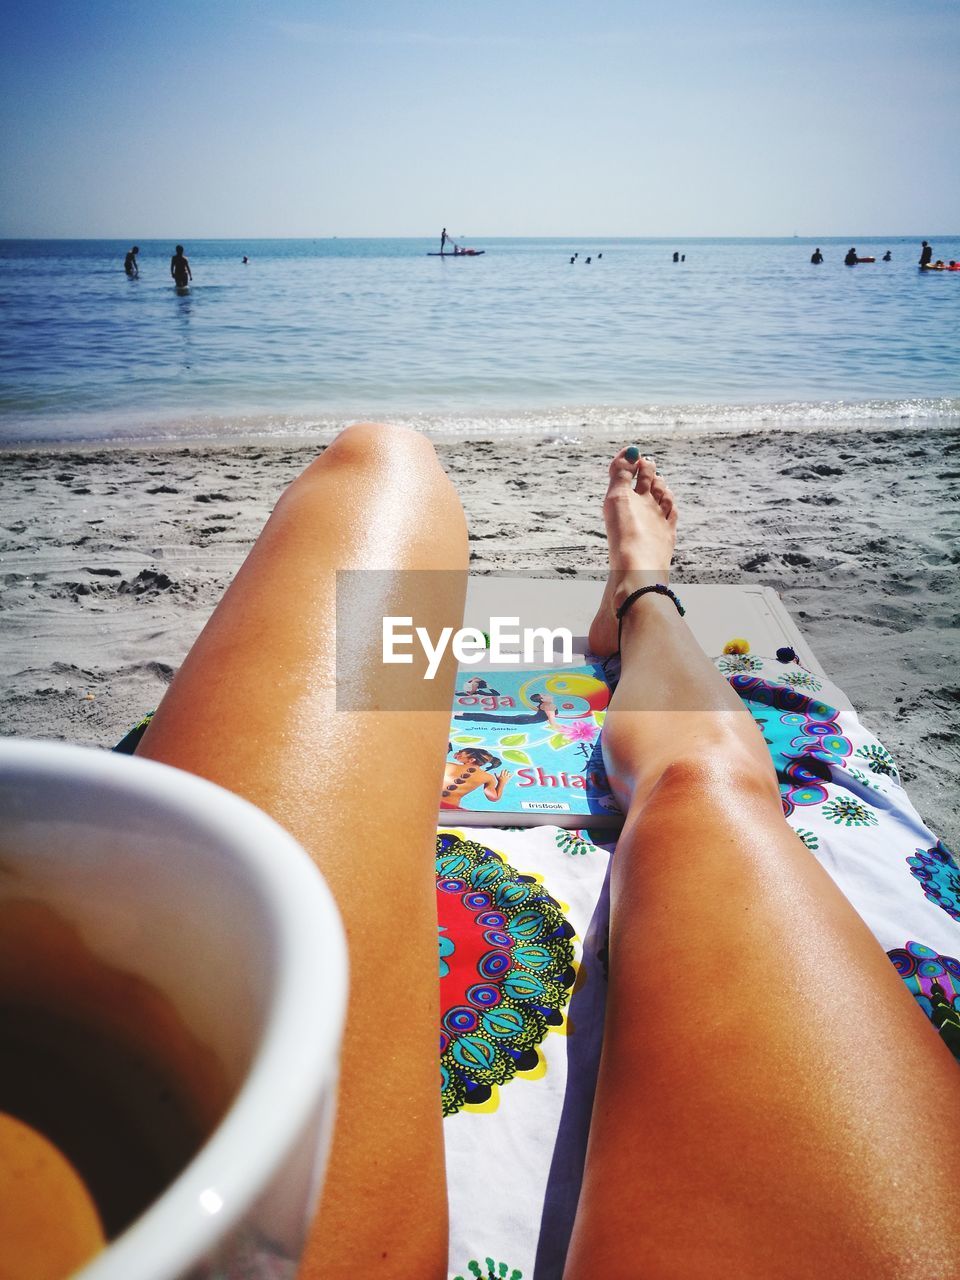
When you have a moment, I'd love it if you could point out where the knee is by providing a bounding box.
[319,421,440,475]
[648,734,781,816]
[271,421,465,550]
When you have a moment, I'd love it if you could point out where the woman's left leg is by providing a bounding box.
[139,423,468,1278]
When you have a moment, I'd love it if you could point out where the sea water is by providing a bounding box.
[1,237,958,444]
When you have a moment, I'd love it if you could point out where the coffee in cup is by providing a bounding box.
[0,740,347,1280]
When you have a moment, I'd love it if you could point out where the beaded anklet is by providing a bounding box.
[615,584,685,653]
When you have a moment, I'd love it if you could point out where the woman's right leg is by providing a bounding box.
[565,449,960,1278]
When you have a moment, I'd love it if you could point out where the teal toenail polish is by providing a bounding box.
[625,446,640,462]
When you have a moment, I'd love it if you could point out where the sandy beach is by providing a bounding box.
[1,423,958,850]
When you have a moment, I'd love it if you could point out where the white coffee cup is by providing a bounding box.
[0,738,348,1280]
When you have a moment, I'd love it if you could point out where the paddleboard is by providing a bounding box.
[427,251,486,256]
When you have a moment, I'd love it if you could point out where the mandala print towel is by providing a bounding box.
[440,654,959,1280]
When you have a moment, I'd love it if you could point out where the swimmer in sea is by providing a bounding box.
[170,245,192,288]
[124,245,139,277]
[441,748,512,809]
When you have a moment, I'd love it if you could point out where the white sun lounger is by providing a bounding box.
[462,577,849,708]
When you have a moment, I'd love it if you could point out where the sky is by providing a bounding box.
[1,0,957,238]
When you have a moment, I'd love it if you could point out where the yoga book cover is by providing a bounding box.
[440,664,622,828]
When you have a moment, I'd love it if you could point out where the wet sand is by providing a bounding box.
[1,423,958,848]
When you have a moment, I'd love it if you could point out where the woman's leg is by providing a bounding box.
[139,423,468,1279]
[566,449,960,1279]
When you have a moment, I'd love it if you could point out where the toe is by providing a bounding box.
[608,446,641,487]
[658,485,675,518]
[634,457,656,495]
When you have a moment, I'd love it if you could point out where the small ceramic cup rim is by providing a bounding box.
[0,738,348,1280]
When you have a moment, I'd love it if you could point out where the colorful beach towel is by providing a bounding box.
[113,656,960,1280]
[440,654,959,1280]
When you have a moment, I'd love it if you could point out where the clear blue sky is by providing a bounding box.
[1,0,957,237]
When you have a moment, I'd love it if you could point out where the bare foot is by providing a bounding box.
[587,446,679,657]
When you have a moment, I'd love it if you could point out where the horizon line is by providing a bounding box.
[1,233,955,242]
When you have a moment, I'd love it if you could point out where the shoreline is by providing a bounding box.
[1,421,957,849]
[2,398,959,453]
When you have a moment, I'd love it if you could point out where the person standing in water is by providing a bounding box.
[124,246,140,277]
[810,247,823,264]
[170,245,192,288]
[919,240,933,267]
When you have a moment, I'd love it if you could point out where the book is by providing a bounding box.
[440,663,622,828]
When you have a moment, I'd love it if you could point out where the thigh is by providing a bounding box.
[566,773,960,1279]
[140,424,468,1278]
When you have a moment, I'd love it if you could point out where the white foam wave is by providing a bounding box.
[2,397,958,447]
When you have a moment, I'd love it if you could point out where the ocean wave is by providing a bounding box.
[2,397,959,447]
[397,398,960,441]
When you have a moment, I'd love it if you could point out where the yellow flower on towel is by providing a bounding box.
[723,637,751,655]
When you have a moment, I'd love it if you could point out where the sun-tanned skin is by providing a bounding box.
[140,424,466,1279]
[588,447,677,658]
[565,447,960,1279]
[139,430,960,1278]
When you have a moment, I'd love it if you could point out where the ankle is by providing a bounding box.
[614,582,684,657]
[611,571,670,613]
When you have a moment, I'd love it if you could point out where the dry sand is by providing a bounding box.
[2,424,958,849]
